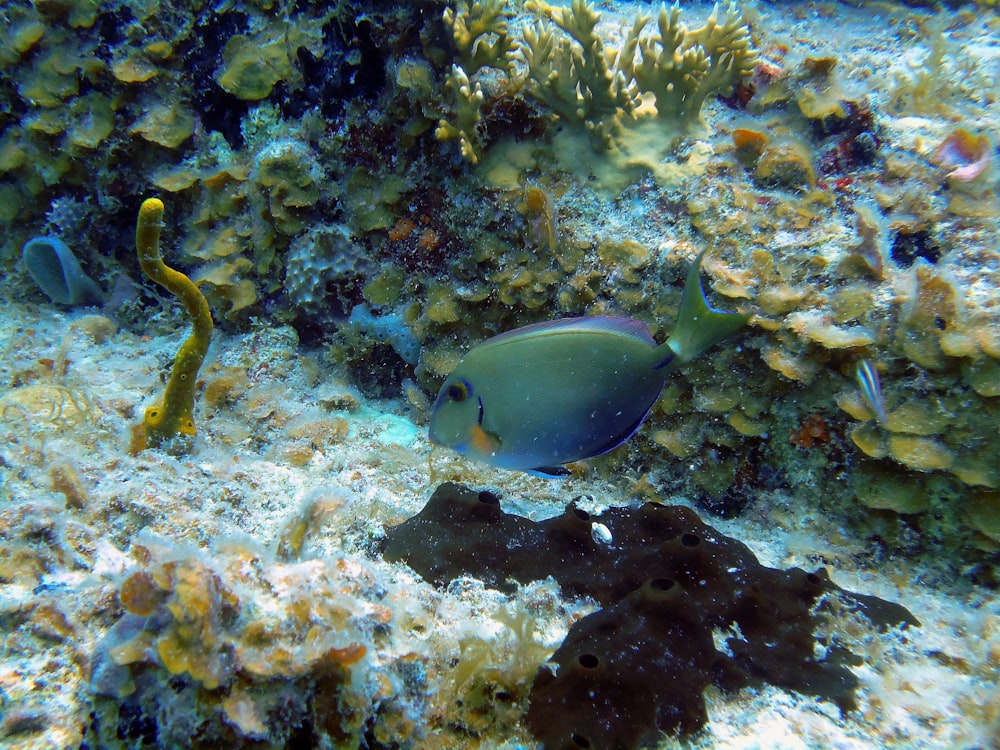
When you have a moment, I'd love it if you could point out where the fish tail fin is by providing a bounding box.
[657,250,749,369]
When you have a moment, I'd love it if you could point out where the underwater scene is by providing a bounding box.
[1,0,999,747]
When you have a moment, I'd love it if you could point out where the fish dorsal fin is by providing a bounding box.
[483,316,657,348]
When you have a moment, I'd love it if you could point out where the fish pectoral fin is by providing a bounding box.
[469,424,501,455]
[528,465,572,478]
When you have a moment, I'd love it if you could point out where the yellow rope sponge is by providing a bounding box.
[133,197,213,453]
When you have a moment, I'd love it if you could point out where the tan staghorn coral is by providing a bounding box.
[519,0,756,144]
[520,0,641,147]
[436,0,515,163]
[628,2,758,132]
[512,1,757,188]
[443,0,516,74]
[437,0,755,184]
[435,64,486,163]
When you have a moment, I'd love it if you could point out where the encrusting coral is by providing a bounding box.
[90,528,371,747]
[130,197,214,455]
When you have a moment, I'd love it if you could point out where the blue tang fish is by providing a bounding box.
[428,251,749,476]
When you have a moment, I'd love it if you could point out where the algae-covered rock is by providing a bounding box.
[964,357,1000,398]
[889,434,955,472]
[853,463,929,514]
[215,31,293,100]
[884,401,951,435]
[754,141,816,190]
[130,103,195,148]
[966,489,1000,543]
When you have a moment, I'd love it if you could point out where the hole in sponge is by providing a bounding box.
[681,532,701,548]
[571,734,592,748]
[577,653,600,669]
[649,578,677,592]
[477,491,500,505]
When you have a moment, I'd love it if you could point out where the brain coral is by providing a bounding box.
[284,223,371,321]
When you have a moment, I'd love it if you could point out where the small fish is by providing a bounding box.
[428,251,749,476]
[855,359,888,426]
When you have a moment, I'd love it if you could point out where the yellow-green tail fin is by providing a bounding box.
[659,250,748,369]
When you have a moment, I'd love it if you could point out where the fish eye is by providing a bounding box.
[446,381,468,402]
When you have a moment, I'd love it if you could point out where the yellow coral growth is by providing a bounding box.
[435,65,486,164]
[132,198,214,454]
[522,0,756,143]
[443,0,515,73]
[521,0,639,146]
[436,0,514,163]
[438,0,755,176]
[630,2,758,130]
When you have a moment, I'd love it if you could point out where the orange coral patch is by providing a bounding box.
[389,217,416,241]
[789,414,831,449]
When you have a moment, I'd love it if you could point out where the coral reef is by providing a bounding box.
[131,197,213,454]
[0,0,994,550]
[384,482,917,748]
[0,295,996,749]
[0,0,999,745]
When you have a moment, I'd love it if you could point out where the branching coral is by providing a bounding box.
[630,2,759,130]
[438,0,757,187]
[519,0,757,147]
[131,197,214,454]
[520,0,641,146]
[436,0,516,164]
[435,65,487,163]
[443,0,516,74]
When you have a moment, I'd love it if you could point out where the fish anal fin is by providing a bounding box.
[529,465,573,478]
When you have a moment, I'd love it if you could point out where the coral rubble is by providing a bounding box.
[90,529,371,747]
